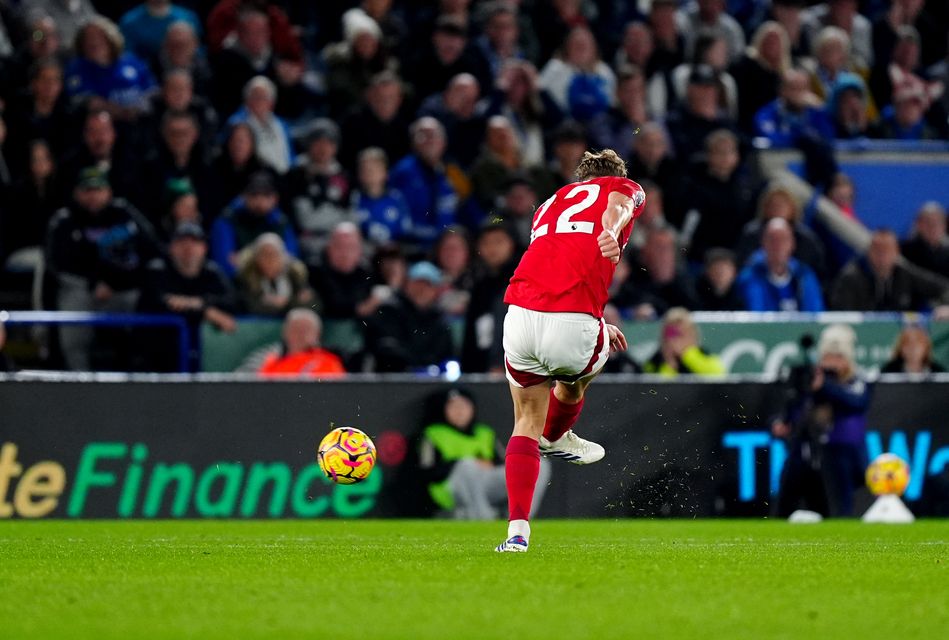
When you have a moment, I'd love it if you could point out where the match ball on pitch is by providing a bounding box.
[865,453,910,497]
[318,427,377,484]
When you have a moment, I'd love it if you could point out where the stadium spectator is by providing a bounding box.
[539,25,616,123]
[469,115,534,214]
[1,19,68,151]
[405,16,478,103]
[309,222,376,320]
[226,76,293,174]
[486,60,553,168]
[366,260,455,372]
[206,0,304,63]
[678,129,755,264]
[493,174,538,247]
[614,21,658,79]
[589,67,650,161]
[141,111,212,224]
[532,120,587,200]
[65,17,158,122]
[901,202,949,278]
[612,226,700,320]
[461,222,518,373]
[414,387,549,519]
[419,73,488,169]
[155,21,212,99]
[869,24,934,112]
[873,0,944,71]
[677,0,746,63]
[433,226,474,315]
[641,307,726,375]
[21,0,98,52]
[648,30,738,121]
[732,21,792,132]
[347,2,409,76]
[236,232,314,317]
[323,9,397,119]
[370,243,407,296]
[60,110,139,202]
[648,0,686,74]
[209,7,307,120]
[753,68,834,149]
[119,0,202,66]
[626,123,678,204]
[147,69,219,160]
[1,141,66,272]
[352,147,412,246]
[339,71,412,173]
[156,184,201,240]
[826,172,857,220]
[47,167,161,370]
[696,248,744,311]
[881,325,946,374]
[284,118,353,262]
[665,65,738,165]
[388,117,459,249]
[628,181,670,250]
[735,184,827,279]
[738,218,825,312]
[830,229,949,311]
[258,308,346,377]
[470,2,525,88]
[828,72,875,139]
[210,170,299,277]
[804,26,876,121]
[207,122,265,221]
[772,323,871,517]
[0,14,68,100]
[873,84,939,140]
[138,221,237,370]
[768,0,811,62]
[803,0,874,70]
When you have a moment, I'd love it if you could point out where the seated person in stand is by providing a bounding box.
[258,308,346,377]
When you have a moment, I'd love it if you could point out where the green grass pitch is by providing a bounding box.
[1,519,947,639]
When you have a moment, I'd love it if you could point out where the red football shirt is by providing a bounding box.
[504,176,644,317]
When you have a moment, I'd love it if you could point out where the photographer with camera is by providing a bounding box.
[772,324,872,517]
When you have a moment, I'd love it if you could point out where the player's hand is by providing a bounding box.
[597,229,621,264]
[606,323,627,353]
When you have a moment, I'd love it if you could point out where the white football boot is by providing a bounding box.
[538,430,605,464]
[494,535,529,553]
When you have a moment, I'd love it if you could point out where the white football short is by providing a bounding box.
[503,305,609,388]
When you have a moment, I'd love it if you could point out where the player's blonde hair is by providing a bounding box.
[576,149,627,181]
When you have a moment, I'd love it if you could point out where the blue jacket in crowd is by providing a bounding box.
[65,53,157,110]
[119,3,202,63]
[753,99,835,149]
[388,154,458,248]
[738,252,825,312]
[210,198,300,277]
[353,189,413,245]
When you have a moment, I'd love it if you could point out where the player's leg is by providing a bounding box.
[539,373,606,464]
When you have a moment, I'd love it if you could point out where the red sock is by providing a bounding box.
[505,435,540,522]
[543,390,584,442]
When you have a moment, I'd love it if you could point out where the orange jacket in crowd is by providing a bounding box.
[258,349,346,377]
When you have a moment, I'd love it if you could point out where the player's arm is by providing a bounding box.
[597,190,639,264]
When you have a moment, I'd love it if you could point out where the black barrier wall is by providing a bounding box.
[1,380,947,519]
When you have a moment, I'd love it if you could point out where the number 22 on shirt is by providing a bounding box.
[529,183,600,243]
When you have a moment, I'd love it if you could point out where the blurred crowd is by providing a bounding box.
[1,0,948,373]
